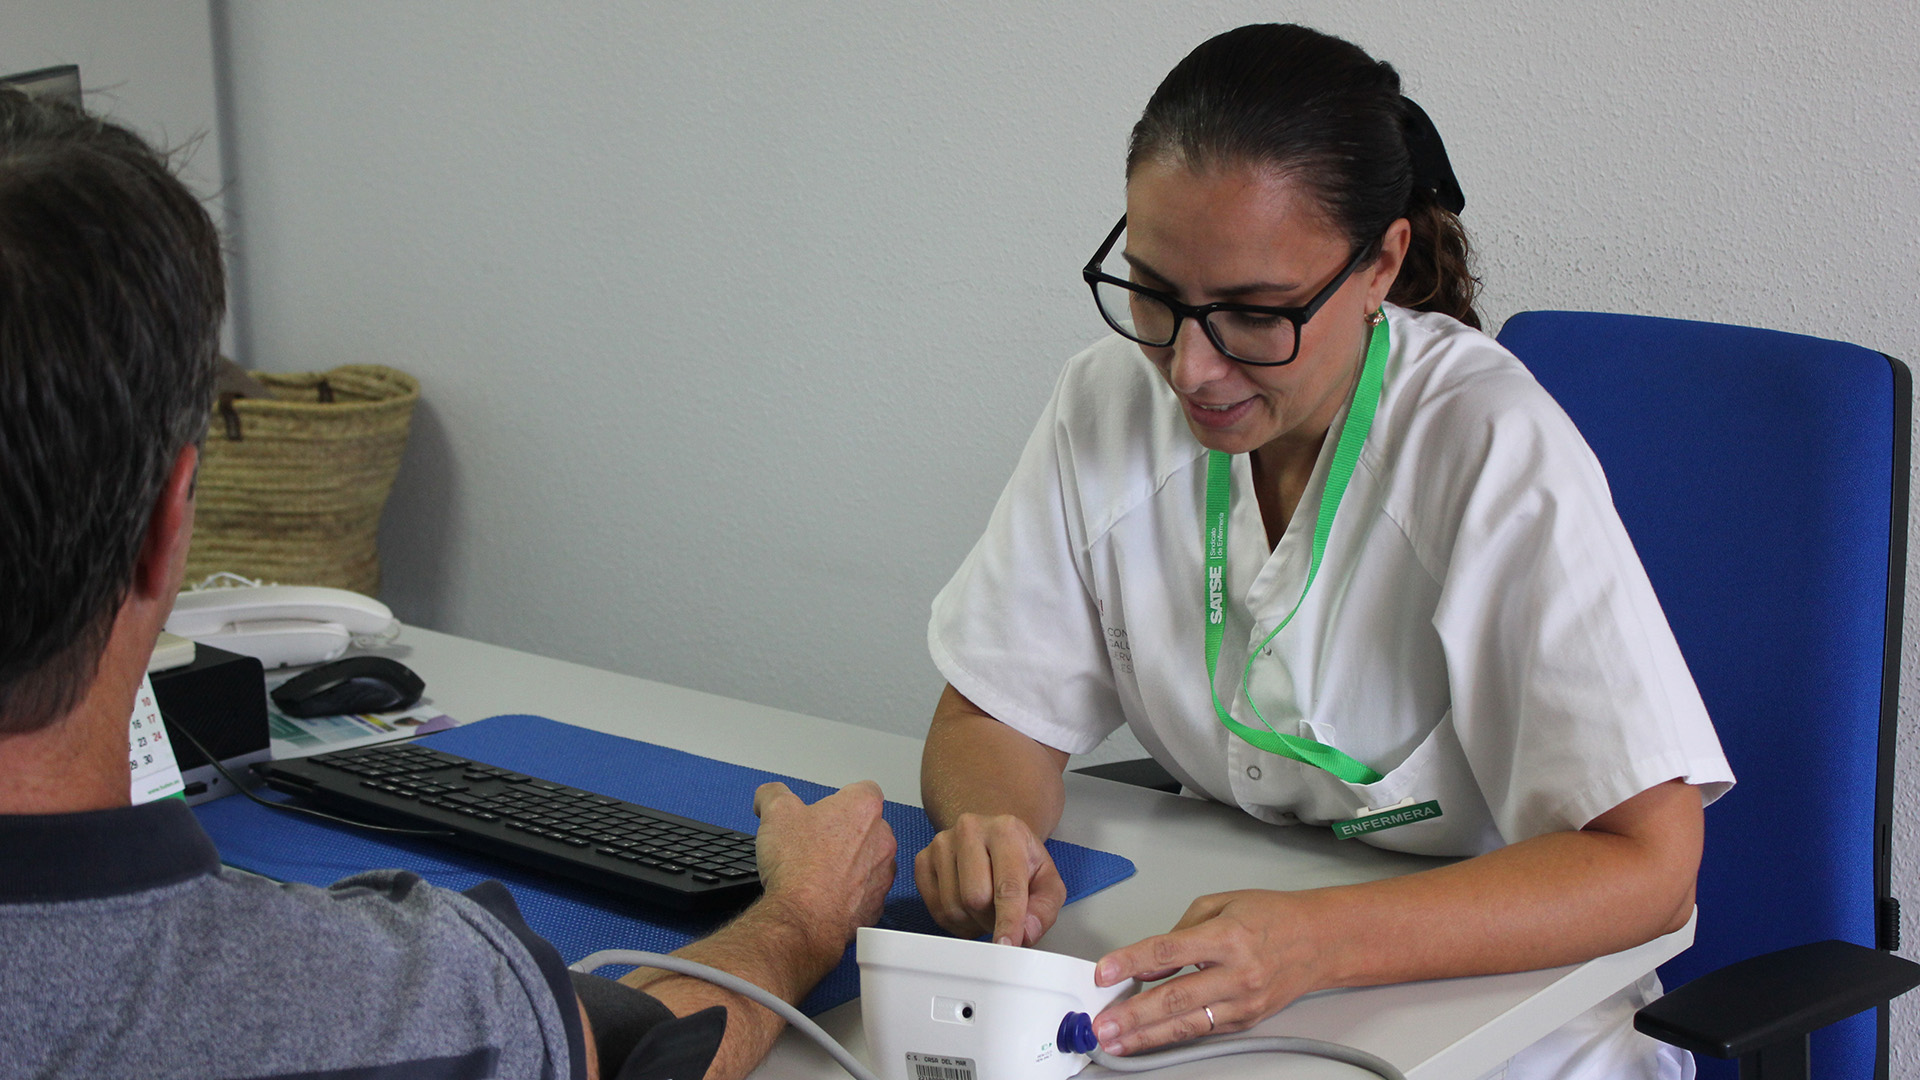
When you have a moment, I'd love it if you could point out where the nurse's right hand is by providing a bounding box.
[915,811,1065,946]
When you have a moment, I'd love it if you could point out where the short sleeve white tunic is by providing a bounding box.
[928,305,1735,1079]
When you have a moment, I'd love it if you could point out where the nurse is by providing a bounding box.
[917,23,1734,1078]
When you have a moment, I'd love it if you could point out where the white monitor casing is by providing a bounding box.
[857,927,1135,1080]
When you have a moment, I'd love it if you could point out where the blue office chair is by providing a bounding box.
[1497,311,1917,1079]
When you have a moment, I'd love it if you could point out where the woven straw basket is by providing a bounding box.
[185,364,419,595]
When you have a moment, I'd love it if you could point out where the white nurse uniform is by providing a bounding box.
[928,303,1735,1079]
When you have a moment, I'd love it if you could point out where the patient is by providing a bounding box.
[0,87,895,1080]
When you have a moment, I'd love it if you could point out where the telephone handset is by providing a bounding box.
[166,582,401,668]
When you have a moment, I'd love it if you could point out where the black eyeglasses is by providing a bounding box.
[1082,215,1370,367]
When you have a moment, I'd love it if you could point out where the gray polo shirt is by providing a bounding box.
[0,798,721,1079]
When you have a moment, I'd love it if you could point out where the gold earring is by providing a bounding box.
[1367,308,1386,327]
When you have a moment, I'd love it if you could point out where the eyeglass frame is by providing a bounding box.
[1081,215,1373,367]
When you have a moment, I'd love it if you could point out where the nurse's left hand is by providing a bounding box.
[1088,889,1320,1055]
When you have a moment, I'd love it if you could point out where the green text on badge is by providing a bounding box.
[1332,799,1442,840]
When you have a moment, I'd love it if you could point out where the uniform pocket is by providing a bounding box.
[1327,710,1502,856]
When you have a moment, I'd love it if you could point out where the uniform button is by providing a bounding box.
[1246,765,1262,780]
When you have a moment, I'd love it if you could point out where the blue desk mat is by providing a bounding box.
[192,714,1135,1015]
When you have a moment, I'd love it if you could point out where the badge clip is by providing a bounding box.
[1331,796,1442,840]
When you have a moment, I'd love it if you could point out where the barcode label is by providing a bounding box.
[906,1053,976,1080]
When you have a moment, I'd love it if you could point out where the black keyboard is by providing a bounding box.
[258,742,762,912]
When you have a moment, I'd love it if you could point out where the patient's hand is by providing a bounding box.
[752,780,897,958]
[621,783,897,1080]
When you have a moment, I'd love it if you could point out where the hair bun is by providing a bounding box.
[1401,97,1465,215]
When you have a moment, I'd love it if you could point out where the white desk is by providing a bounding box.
[382,627,1691,1080]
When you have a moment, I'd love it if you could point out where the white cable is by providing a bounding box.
[571,950,1405,1080]
[1090,1039,1405,1078]
[570,950,881,1080]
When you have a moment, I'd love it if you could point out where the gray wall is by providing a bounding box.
[212,0,1920,741]
[2,1,229,302]
[26,0,1920,1066]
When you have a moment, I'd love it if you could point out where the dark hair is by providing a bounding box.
[1127,24,1480,328]
[0,89,224,734]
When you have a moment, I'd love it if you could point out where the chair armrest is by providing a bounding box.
[1634,939,1920,1059]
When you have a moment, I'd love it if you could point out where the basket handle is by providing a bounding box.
[214,378,343,441]
[217,392,244,440]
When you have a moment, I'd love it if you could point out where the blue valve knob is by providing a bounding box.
[1058,1011,1097,1055]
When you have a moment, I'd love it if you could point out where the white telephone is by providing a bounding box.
[166,577,401,668]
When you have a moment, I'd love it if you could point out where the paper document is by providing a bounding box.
[267,702,461,759]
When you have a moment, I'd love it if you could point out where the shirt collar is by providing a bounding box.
[0,798,220,903]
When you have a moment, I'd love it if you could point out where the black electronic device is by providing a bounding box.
[152,642,271,805]
[0,65,82,107]
[258,742,763,912]
[272,655,425,718]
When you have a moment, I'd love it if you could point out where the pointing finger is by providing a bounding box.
[985,827,1034,946]
[1022,846,1066,945]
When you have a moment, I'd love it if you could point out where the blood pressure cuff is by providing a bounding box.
[570,971,727,1080]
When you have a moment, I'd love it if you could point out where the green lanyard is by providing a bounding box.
[1202,316,1390,785]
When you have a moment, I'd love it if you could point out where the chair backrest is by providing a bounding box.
[1496,311,1909,1079]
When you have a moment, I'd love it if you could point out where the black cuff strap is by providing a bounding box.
[613,1004,728,1080]
[569,972,676,1073]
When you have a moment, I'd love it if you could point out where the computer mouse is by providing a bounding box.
[271,655,426,718]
